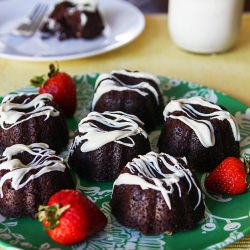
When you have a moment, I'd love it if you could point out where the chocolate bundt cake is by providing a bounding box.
[0,143,74,218]
[91,70,164,131]
[0,93,69,154]
[40,0,104,40]
[68,111,151,181]
[157,97,240,172]
[111,151,205,235]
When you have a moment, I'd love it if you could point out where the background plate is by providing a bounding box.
[0,0,145,61]
[0,74,250,250]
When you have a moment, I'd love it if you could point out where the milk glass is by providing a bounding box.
[168,0,244,53]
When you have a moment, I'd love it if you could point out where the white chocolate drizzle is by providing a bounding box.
[163,97,240,147]
[92,70,161,110]
[70,111,148,153]
[47,18,56,30]
[113,152,202,210]
[0,143,66,198]
[0,93,60,130]
[80,13,87,26]
[64,0,98,12]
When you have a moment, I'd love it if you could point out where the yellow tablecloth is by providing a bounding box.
[0,14,250,249]
[1,14,250,107]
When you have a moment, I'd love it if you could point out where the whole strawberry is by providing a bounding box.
[205,156,250,195]
[31,64,76,117]
[37,189,107,245]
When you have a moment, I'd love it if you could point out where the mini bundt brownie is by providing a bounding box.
[40,0,104,40]
[110,151,205,235]
[0,143,74,218]
[91,70,164,131]
[0,93,69,154]
[157,97,240,172]
[68,111,151,181]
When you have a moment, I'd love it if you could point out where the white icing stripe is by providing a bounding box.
[71,0,98,12]
[47,18,56,29]
[92,70,160,110]
[59,0,98,12]
[80,13,87,26]
[70,111,148,153]
[0,143,66,198]
[163,97,240,147]
[113,152,202,211]
[110,70,161,85]
[0,93,60,130]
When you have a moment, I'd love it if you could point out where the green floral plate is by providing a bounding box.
[0,74,249,250]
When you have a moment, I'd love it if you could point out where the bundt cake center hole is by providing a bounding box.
[112,73,154,88]
[88,119,136,132]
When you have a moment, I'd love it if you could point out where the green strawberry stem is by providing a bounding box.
[48,63,59,78]
[37,203,70,230]
[30,63,59,87]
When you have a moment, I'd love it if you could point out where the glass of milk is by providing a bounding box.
[168,0,245,54]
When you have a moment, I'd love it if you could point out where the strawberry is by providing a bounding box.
[31,64,76,117]
[205,156,250,195]
[37,189,107,245]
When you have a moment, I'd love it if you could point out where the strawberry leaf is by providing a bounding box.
[37,203,70,230]
[30,75,47,87]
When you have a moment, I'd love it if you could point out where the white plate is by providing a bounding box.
[0,0,145,61]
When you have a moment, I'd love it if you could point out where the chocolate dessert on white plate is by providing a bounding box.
[40,0,104,40]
